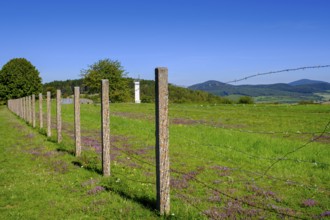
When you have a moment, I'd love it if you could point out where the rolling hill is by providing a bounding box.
[188,79,330,103]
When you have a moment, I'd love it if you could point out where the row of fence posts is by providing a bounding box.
[7,67,170,215]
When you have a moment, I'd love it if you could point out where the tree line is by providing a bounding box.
[1,58,247,104]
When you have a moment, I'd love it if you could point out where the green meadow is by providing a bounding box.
[1,103,329,219]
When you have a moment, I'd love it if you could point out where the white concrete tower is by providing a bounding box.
[134,81,141,103]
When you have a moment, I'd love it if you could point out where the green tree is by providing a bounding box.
[0,58,42,101]
[81,59,130,102]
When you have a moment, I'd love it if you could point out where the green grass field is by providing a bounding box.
[1,103,329,219]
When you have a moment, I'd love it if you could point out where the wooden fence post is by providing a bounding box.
[20,98,23,119]
[47,91,51,137]
[74,87,81,157]
[56,90,62,143]
[25,96,28,122]
[23,97,26,121]
[32,94,36,128]
[39,93,43,128]
[101,79,111,176]
[155,67,170,215]
[28,96,32,124]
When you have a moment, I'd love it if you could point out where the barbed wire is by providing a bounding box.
[260,120,330,178]
[170,130,330,167]
[169,132,330,192]
[225,65,330,84]
[170,168,308,219]
[7,74,330,219]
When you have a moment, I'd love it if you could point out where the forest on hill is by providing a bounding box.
[189,79,330,103]
[43,78,233,104]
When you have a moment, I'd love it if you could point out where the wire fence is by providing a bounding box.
[6,65,330,219]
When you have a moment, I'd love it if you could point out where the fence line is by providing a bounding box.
[7,69,172,216]
[6,94,327,219]
[6,65,329,218]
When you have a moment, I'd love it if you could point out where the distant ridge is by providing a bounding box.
[289,79,327,86]
[188,79,330,103]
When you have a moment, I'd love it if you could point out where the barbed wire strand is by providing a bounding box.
[226,65,330,84]
[260,120,330,178]
[114,132,330,193]
[169,133,330,191]
[170,168,307,219]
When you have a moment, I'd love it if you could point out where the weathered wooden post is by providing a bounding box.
[25,96,28,122]
[155,67,170,215]
[28,96,32,124]
[8,100,11,112]
[56,90,62,143]
[74,87,81,157]
[39,93,43,128]
[101,79,110,176]
[23,97,26,121]
[20,98,23,118]
[47,91,51,137]
[32,94,36,128]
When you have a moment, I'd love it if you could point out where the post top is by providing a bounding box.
[155,67,168,71]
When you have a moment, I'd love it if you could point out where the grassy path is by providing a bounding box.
[0,106,161,219]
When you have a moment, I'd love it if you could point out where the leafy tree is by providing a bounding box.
[81,59,130,102]
[0,58,42,101]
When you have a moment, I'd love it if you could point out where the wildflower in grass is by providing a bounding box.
[320,211,330,217]
[301,199,318,207]
[87,186,105,195]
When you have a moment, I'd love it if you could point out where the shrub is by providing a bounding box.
[238,96,254,104]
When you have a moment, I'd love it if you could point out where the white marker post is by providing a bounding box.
[134,81,141,104]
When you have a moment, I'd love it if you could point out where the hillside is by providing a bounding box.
[43,78,232,104]
[189,79,330,103]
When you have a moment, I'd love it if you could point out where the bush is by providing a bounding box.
[238,96,254,104]
[298,100,314,105]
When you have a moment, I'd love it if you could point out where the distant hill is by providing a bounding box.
[289,79,327,86]
[188,79,330,103]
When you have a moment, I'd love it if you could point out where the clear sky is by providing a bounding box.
[1,0,329,86]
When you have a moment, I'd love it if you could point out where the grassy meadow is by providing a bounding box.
[1,102,330,219]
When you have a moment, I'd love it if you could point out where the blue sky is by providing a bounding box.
[1,0,329,86]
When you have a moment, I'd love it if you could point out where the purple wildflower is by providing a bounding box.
[302,199,318,207]
[321,211,330,217]
[87,186,105,195]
